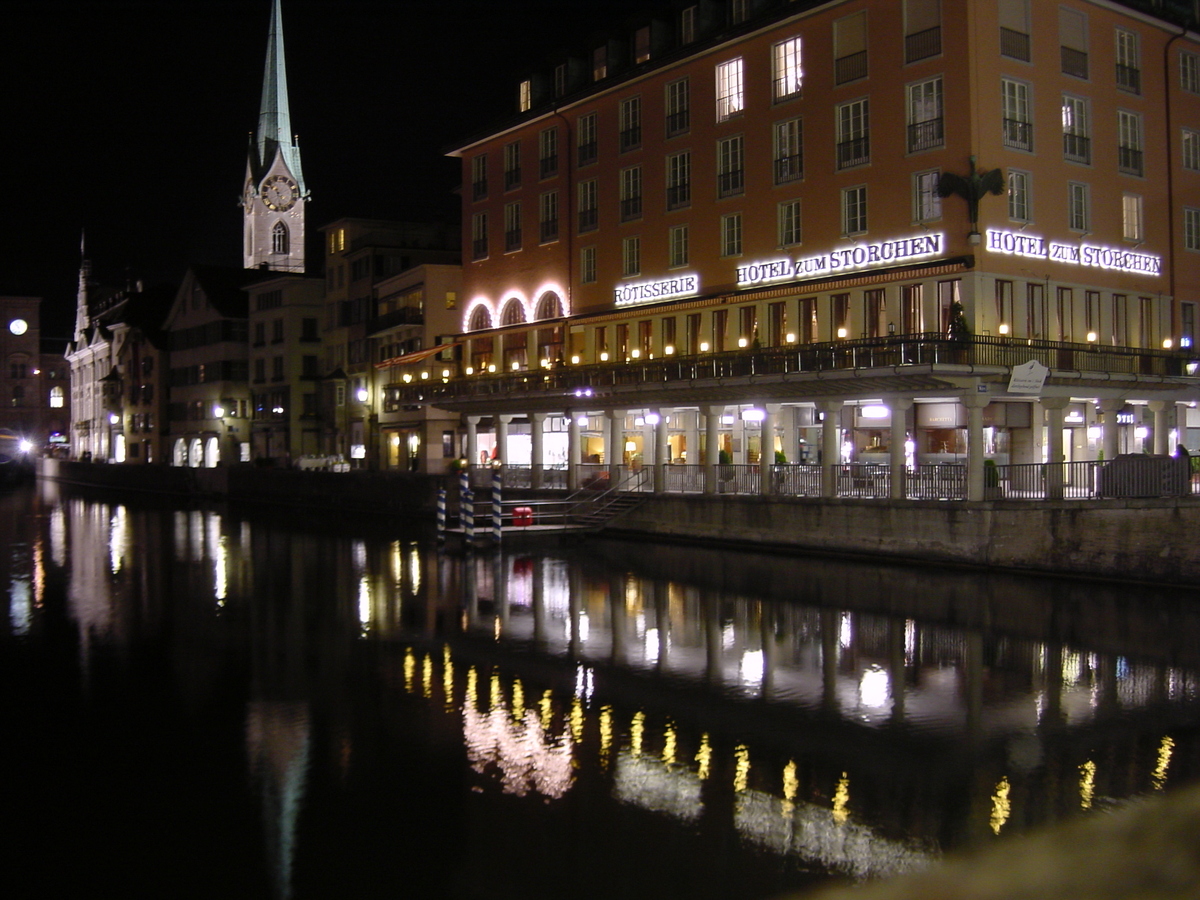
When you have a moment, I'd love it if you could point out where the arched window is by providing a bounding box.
[272,221,289,254]
[534,291,564,320]
[500,298,527,326]
[468,305,493,331]
[49,386,63,408]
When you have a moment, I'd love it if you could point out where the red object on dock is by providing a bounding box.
[513,507,534,527]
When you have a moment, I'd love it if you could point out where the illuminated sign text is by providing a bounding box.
[737,233,944,287]
[986,229,1162,277]
[614,274,699,307]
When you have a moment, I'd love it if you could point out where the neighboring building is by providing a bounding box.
[319,218,460,463]
[0,295,58,450]
[242,0,308,274]
[373,264,463,472]
[406,0,1200,497]
[247,271,325,463]
[102,285,172,464]
[162,265,258,466]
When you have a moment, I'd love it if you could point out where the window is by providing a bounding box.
[1025,283,1045,338]
[593,46,607,81]
[837,98,870,169]
[538,127,558,178]
[774,118,803,183]
[634,26,651,64]
[1057,287,1074,341]
[554,64,567,97]
[717,135,744,197]
[904,0,941,63]
[1008,169,1030,221]
[995,280,1013,331]
[519,79,532,112]
[666,152,691,210]
[1180,208,1200,252]
[1002,78,1032,151]
[712,309,729,351]
[1112,294,1128,344]
[1183,51,1200,93]
[619,96,642,152]
[504,202,522,252]
[1122,193,1143,241]
[620,166,643,221]
[471,212,488,260]
[1183,129,1200,171]
[721,214,742,257]
[1118,111,1143,176]
[662,317,677,354]
[907,77,943,152]
[834,11,868,84]
[1085,291,1100,339]
[1116,29,1140,93]
[902,285,923,334]
[581,246,597,284]
[1062,95,1090,164]
[731,0,748,24]
[503,141,521,189]
[272,221,288,254]
[669,225,689,268]
[272,318,284,343]
[471,154,487,200]
[578,180,598,232]
[716,58,744,121]
[666,78,690,136]
[778,200,802,246]
[767,302,786,346]
[577,112,598,166]
[681,6,697,44]
[539,191,559,243]
[864,289,887,337]
[49,385,63,408]
[1183,301,1196,348]
[842,185,867,235]
[914,170,941,221]
[1059,7,1088,79]
[999,0,1030,61]
[622,237,640,277]
[773,37,803,101]
[832,294,851,339]
[1068,181,1090,232]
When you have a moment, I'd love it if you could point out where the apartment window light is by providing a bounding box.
[634,26,651,64]
[715,58,744,122]
[1123,194,1143,242]
[1062,95,1091,164]
[518,79,532,112]
[773,37,802,101]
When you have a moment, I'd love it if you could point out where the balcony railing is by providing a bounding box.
[774,153,803,183]
[503,167,521,190]
[907,118,944,153]
[1000,28,1030,62]
[619,126,642,153]
[1003,118,1032,151]
[836,136,870,169]
[905,26,941,63]
[835,51,867,84]
[578,207,598,232]
[1119,145,1144,176]
[620,196,643,221]
[1063,132,1091,164]
[577,141,598,167]
[717,169,744,197]
[665,109,690,137]
[1061,46,1089,79]
[539,155,558,179]
[1117,63,1141,94]
[666,184,690,210]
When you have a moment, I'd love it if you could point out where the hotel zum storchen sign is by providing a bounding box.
[737,232,945,288]
[986,229,1162,276]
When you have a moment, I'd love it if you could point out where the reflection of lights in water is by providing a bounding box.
[832,773,850,824]
[734,744,750,793]
[404,648,415,693]
[644,627,660,663]
[1062,651,1084,685]
[422,654,433,699]
[574,665,594,702]
[50,506,65,567]
[631,711,646,758]
[442,646,455,712]
[624,575,639,610]
[490,671,503,711]
[722,623,735,649]
[613,750,703,823]
[740,649,764,687]
[409,543,421,595]
[859,665,890,708]
[352,540,366,572]
[357,576,371,634]
[904,619,916,664]
[990,776,1011,834]
[570,696,584,743]
[390,542,403,588]
[214,533,227,603]
[839,612,853,649]
[565,611,590,643]
[493,616,501,640]
[9,576,31,635]
[662,721,677,766]
[540,690,553,732]
[599,705,614,766]
[696,733,712,781]
[1080,759,1096,809]
[109,506,127,574]
[466,666,478,708]
[782,760,798,816]
[1153,736,1175,790]
[512,679,525,721]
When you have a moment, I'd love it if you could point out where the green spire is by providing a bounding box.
[253,0,305,192]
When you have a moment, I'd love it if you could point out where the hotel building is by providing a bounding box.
[387,1,1200,497]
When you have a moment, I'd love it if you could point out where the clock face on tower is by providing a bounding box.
[261,174,299,211]
[9,319,27,336]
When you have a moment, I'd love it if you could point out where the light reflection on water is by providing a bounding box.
[6,482,1200,898]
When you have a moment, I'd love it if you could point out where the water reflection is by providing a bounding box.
[9,483,1200,898]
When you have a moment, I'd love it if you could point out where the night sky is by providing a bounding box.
[1,0,648,339]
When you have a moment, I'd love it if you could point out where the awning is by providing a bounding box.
[375,342,461,369]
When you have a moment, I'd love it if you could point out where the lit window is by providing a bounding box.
[634,26,651,64]
[622,237,640,277]
[914,170,941,222]
[669,224,689,268]
[842,186,867,235]
[518,79,532,112]
[1068,181,1089,232]
[773,37,802,101]
[1062,95,1091,164]
[1008,169,1030,222]
[1185,129,1200,171]
[1123,193,1143,241]
[593,46,607,81]
[778,200,802,247]
[721,213,742,257]
[49,386,64,408]
[715,58,744,122]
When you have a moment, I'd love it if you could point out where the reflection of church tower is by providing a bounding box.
[242,0,307,273]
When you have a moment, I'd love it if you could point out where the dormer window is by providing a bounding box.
[518,79,532,112]
[681,6,696,43]
[635,26,651,64]
[593,46,607,81]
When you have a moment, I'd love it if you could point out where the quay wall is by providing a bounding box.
[38,459,1200,584]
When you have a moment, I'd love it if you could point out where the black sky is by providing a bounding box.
[1,0,649,339]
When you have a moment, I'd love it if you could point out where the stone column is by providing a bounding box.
[817,400,844,498]
[1041,396,1070,500]
[465,415,480,467]
[567,409,581,491]
[759,405,779,496]
[961,387,991,502]
[1099,398,1123,461]
[889,397,913,500]
[607,410,625,481]
[495,414,512,464]
[1148,400,1169,455]
[653,409,668,494]
[703,404,721,494]
[530,412,546,488]
[683,409,700,468]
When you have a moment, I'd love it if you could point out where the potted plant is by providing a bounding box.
[983,458,1001,499]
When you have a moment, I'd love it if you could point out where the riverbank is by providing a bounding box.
[39,459,1200,585]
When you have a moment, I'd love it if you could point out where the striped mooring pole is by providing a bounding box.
[463,489,475,547]
[436,487,446,541]
[492,467,503,544]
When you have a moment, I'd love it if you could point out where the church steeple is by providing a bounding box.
[243,0,306,273]
[75,230,91,341]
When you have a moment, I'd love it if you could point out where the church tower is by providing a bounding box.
[242,0,307,273]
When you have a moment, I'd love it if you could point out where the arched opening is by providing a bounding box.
[534,292,565,364]
[188,438,204,468]
[468,304,493,331]
[205,436,220,467]
[500,298,527,326]
[534,291,563,320]
[272,221,289,254]
[173,438,187,467]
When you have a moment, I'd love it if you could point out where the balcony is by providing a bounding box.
[907,118,943,153]
[620,196,642,221]
[619,125,641,153]
[666,109,689,137]
[1003,118,1032,151]
[834,51,867,85]
[1061,46,1089,79]
[1000,27,1030,62]
[905,26,941,63]
[1063,132,1091,164]
[578,207,598,233]
[1117,63,1141,94]
[503,167,521,191]
[472,179,487,201]
[577,141,597,167]
[717,169,744,198]
[1119,145,1144,176]
[666,184,690,210]
[774,153,803,184]
[836,136,870,169]
[539,155,558,179]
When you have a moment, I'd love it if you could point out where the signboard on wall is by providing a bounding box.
[736,233,945,288]
[986,229,1161,277]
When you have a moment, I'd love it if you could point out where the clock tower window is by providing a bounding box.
[272,221,290,254]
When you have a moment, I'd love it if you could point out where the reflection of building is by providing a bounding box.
[1,294,65,451]
[406,0,1200,498]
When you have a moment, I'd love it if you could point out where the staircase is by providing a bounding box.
[565,471,650,532]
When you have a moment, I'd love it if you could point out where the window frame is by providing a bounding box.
[715,58,745,122]
[841,185,867,236]
[907,76,944,152]
[772,36,803,102]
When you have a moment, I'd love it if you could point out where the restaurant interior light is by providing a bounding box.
[836,327,848,339]
[998,323,1010,335]
[741,408,765,422]
[860,405,889,418]
[700,341,710,352]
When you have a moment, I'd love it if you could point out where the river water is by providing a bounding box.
[4,480,1200,899]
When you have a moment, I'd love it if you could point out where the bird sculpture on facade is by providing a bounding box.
[937,156,1005,240]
